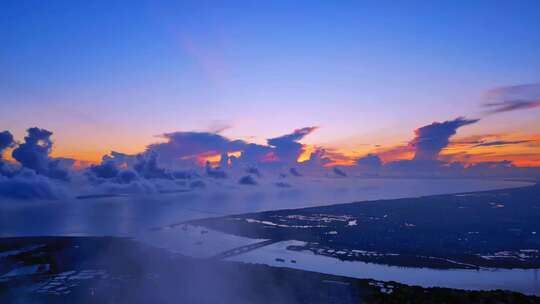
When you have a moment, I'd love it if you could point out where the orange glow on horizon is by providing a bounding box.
[6,131,536,169]
[187,150,244,167]
[23,140,540,169]
[297,145,314,163]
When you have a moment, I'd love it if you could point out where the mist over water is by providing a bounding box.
[0,178,529,237]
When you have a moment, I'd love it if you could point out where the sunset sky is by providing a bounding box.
[2,1,539,166]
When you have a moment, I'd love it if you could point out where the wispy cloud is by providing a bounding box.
[483,83,540,114]
[484,99,540,114]
[474,140,532,147]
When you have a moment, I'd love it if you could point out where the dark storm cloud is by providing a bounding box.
[11,128,69,180]
[267,127,317,164]
[411,117,479,161]
[148,131,248,163]
[302,148,332,167]
[483,83,540,114]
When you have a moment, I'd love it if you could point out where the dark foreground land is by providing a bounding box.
[1,237,538,304]
[193,183,540,269]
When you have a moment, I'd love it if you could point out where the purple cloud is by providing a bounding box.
[11,128,69,180]
[474,140,532,147]
[267,127,317,164]
[483,83,540,114]
[411,117,479,161]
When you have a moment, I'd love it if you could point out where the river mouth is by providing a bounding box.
[225,240,540,296]
[135,222,540,296]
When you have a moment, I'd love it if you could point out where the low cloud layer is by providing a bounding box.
[0,128,68,200]
[0,169,64,200]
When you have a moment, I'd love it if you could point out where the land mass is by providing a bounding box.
[192,183,540,269]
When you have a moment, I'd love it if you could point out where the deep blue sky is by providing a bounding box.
[1,0,539,161]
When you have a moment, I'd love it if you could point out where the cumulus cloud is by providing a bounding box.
[483,83,540,114]
[239,143,274,165]
[205,161,227,179]
[144,127,318,168]
[0,129,69,200]
[0,131,14,152]
[411,117,479,161]
[90,160,120,179]
[2,121,538,201]
[301,148,332,167]
[103,151,137,167]
[357,118,480,176]
[11,128,69,180]
[349,118,535,178]
[148,131,248,165]
[0,130,15,175]
[134,152,171,179]
[116,169,139,184]
[356,154,382,168]
[86,151,147,188]
[267,127,317,164]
